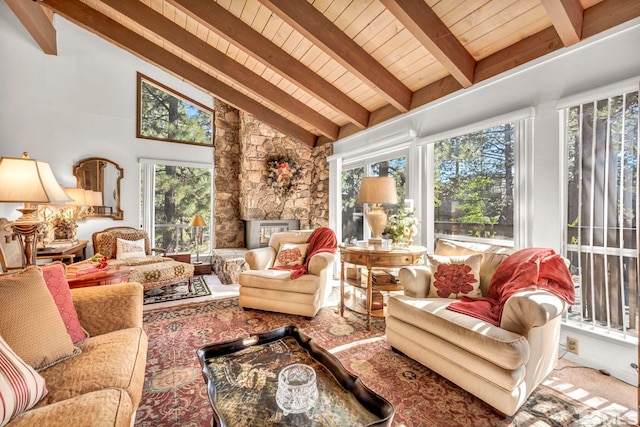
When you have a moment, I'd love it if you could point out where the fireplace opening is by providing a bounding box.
[244,219,300,249]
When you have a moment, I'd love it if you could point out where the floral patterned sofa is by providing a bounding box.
[92,227,194,292]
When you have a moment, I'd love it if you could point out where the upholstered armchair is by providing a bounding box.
[238,229,337,318]
[92,227,194,292]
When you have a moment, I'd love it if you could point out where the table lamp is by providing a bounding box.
[0,153,71,266]
[190,213,206,264]
[356,176,397,246]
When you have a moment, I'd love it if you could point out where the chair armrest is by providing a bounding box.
[398,266,432,298]
[308,252,336,276]
[245,247,276,270]
[501,290,568,335]
[151,247,167,256]
[71,282,143,336]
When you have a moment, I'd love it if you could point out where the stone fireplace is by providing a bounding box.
[213,100,332,249]
[244,219,300,249]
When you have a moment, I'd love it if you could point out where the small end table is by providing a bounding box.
[193,262,212,275]
[66,266,132,289]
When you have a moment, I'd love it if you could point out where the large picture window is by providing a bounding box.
[137,73,214,146]
[140,160,213,256]
[564,90,638,339]
[433,124,515,242]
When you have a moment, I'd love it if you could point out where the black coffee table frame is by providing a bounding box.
[197,325,394,427]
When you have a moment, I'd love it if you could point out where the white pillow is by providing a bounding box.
[116,238,146,260]
[0,334,48,426]
[427,253,483,299]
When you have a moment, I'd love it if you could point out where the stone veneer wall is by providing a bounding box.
[213,101,331,248]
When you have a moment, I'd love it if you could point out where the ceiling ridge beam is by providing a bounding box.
[6,0,57,55]
[40,0,317,147]
[540,0,583,46]
[167,0,370,129]
[380,0,475,88]
[98,0,338,141]
[259,0,412,113]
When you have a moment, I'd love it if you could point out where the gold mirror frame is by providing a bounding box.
[73,157,123,220]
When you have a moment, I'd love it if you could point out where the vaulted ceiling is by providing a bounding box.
[7,0,640,147]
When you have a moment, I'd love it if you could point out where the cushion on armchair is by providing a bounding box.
[273,243,309,267]
[426,253,483,298]
[115,238,146,260]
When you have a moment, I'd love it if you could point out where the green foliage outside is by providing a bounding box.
[434,124,514,239]
[152,165,212,254]
[139,80,213,145]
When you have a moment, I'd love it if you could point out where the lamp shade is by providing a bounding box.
[86,191,102,206]
[190,214,206,227]
[356,176,398,205]
[0,153,71,204]
[65,188,87,206]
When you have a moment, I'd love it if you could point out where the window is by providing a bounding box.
[340,155,407,242]
[563,90,638,339]
[433,124,515,243]
[137,73,215,146]
[140,160,213,256]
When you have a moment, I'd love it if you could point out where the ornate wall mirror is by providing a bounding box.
[73,157,123,220]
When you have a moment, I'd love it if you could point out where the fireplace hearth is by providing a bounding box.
[244,219,300,249]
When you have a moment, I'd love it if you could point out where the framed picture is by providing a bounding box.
[136,72,215,146]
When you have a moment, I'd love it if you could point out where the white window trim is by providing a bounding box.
[139,157,215,254]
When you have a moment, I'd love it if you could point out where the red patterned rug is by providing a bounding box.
[135,296,614,427]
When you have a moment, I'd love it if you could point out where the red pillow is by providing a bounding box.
[40,263,87,343]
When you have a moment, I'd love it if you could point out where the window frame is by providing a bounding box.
[136,73,215,147]
[140,158,214,257]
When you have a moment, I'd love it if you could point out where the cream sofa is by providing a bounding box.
[1,267,148,427]
[386,239,571,416]
[239,229,337,318]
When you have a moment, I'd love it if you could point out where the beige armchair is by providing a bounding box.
[239,229,337,318]
[92,227,194,292]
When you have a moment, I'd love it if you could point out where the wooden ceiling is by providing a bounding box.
[7,0,640,147]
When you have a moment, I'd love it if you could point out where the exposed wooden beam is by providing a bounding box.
[540,0,583,46]
[98,0,338,141]
[259,0,412,113]
[6,0,56,54]
[582,0,640,39]
[40,0,317,147]
[380,0,475,88]
[167,0,370,129]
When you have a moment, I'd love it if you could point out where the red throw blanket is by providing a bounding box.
[271,227,337,279]
[447,247,575,326]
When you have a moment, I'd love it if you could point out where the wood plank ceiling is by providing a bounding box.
[8,0,640,147]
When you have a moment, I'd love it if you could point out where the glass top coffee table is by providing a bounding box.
[197,325,394,426]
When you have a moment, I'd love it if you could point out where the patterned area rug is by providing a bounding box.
[136,296,617,427]
[143,276,210,305]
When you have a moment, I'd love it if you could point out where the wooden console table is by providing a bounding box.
[37,240,88,264]
[339,244,427,330]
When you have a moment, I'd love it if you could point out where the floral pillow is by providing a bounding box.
[273,243,309,267]
[116,238,146,260]
[427,253,483,299]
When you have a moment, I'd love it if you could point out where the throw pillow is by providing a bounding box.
[0,335,48,427]
[0,267,80,371]
[273,243,309,267]
[116,238,146,260]
[427,253,483,299]
[40,262,87,343]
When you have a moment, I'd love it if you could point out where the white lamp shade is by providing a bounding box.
[0,154,71,204]
[356,176,398,205]
[87,191,103,206]
[65,188,87,206]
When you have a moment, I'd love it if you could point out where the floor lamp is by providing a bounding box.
[0,153,71,267]
[190,214,206,265]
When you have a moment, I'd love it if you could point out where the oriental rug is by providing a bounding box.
[143,276,210,305]
[136,296,621,427]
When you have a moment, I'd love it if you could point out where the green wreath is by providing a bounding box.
[266,156,303,198]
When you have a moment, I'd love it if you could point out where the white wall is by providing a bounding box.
[331,18,640,385]
[0,3,214,250]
